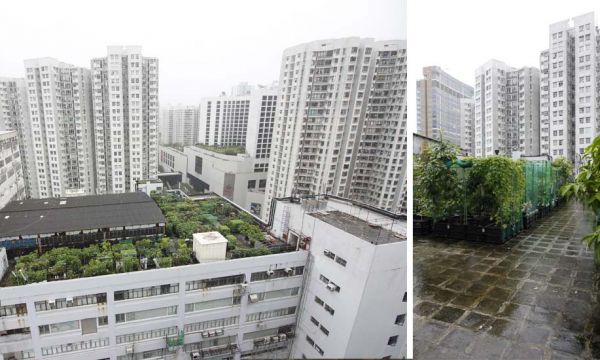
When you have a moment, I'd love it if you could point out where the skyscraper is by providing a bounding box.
[474,60,540,157]
[24,58,95,198]
[91,46,159,194]
[0,77,35,198]
[540,12,598,163]
[416,66,474,147]
[459,98,475,155]
[159,105,200,146]
[264,37,407,219]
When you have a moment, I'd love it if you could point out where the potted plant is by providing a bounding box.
[414,140,462,238]
[466,157,525,244]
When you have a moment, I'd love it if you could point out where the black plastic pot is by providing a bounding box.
[482,224,512,244]
[466,223,486,242]
[413,217,432,236]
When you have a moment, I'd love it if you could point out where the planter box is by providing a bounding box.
[413,217,432,236]
[447,223,467,240]
[432,221,451,238]
[523,212,537,229]
[466,223,486,242]
[482,224,512,244]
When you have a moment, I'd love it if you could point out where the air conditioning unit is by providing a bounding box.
[248,294,259,303]
[271,335,280,342]
[284,267,293,275]
[48,299,55,307]
[192,352,201,360]
[209,330,216,337]
[239,283,248,290]
[326,283,336,291]
[126,346,133,354]
[266,270,274,276]
[66,297,73,304]
[279,333,287,341]
[216,329,224,336]
[263,336,271,344]
[201,331,210,338]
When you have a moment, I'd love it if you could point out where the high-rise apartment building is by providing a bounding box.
[91,46,159,194]
[24,58,95,198]
[199,85,277,174]
[0,130,26,208]
[264,37,407,219]
[459,98,475,155]
[540,12,598,162]
[474,60,540,157]
[0,77,35,198]
[416,66,474,147]
[507,67,541,156]
[159,105,199,146]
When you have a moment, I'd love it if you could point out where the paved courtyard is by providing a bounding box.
[414,201,600,359]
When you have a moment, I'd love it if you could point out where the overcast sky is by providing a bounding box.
[0,0,405,105]
[409,0,599,87]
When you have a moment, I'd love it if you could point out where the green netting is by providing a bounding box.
[523,160,561,213]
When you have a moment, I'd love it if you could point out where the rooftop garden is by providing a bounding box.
[194,143,246,155]
[4,194,292,286]
[414,139,573,244]
[153,193,277,258]
[9,238,191,286]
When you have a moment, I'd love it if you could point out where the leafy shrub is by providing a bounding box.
[466,157,525,226]
[414,140,461,221]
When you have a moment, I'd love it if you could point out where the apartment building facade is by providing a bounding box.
[264,37,407,220]
[0,131,26,209]
[91,46,159,194]
[0,251,307,360]
[459,98,475,155]
[540,12,599,163]
[0,77,35,198]
[23,58,96,198]
[270,196,407,359]
[474,60,540,157]
[416,66,474,147]
[159,105,200,146]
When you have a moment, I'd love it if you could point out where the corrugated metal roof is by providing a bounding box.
[0,192,165,237]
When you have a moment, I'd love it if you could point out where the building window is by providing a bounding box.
[388,335,398,346]
[395,314,406,326]
[195,156,203,174]
[402,292,407,302]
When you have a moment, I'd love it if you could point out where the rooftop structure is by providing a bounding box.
[310,210,405,245]
[0,192,165,252]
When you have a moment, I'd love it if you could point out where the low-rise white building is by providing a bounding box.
[0,251,307,360]
[0,194,407,359]
[270,196,407,359]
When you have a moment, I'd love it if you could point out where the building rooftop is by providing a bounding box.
[0,192,165,238]
[310,210,406,245]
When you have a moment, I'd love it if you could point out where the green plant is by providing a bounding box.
[226,235,238,251]
[552,156,574,188]
[414,139,462,221]
[239,223,264,242]
[466,157,525,227]
[561,137,600,262]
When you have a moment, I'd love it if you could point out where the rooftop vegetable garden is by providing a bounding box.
[194,144,246,155]
[5,194,291,286]
[414,140,573,244]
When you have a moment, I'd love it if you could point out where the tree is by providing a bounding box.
[561,136,600,262]
[240,223,264,242]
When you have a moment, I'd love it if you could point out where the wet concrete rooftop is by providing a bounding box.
[414,201,600,359]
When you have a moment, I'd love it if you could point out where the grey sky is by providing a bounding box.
[410,0,599,88]
[0,0,405,105]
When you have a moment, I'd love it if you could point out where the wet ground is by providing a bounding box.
[414,201,600,359]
